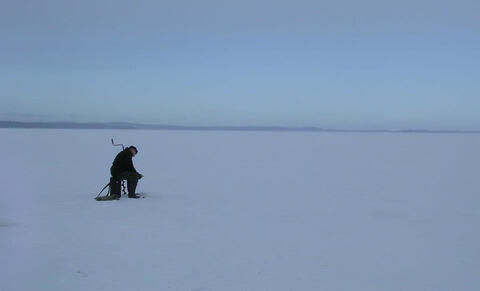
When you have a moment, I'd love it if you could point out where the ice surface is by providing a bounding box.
[1,129,479,291]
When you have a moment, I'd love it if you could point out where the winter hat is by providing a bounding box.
[129,146,138,153]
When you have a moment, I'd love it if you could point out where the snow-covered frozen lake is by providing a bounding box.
[1,129,479,291]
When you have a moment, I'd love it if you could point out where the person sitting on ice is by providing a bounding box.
[110,145,143,199]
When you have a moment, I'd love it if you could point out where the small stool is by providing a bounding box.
[109,177,127,196]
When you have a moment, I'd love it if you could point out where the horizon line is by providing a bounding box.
[1,120,480,134]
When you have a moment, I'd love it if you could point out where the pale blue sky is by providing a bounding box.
[1,0,479,129]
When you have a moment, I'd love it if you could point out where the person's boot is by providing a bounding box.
[128,193,139,199]
[110,194,121,200]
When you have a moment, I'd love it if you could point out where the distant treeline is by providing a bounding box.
[1,121,479,134]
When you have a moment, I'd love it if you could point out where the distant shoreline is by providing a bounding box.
[1,120,479,134]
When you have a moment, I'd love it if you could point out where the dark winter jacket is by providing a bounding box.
[110,148,138,178]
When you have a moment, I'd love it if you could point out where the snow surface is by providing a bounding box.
[1,129,479,291]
